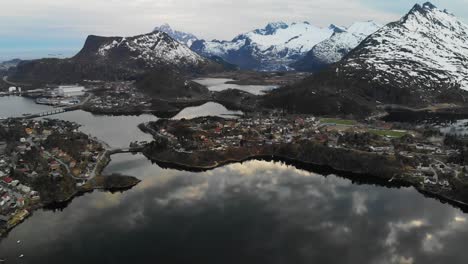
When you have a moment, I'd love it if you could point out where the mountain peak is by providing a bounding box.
[157,23,172,31]
[152,23,198,47]
[422,2,437,10]
[154,23,174,33]
[408,2,439,16]
[257,22,289,35]
[328,24,346,33]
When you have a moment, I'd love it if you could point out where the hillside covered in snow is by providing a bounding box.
[191,22,338,71]
[262,2,468,116]
[339,2,468,96]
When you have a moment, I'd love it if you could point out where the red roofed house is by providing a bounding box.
[2,177,13,184]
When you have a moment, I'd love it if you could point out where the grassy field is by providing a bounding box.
[320,118,357,126]
[369,129,407,138]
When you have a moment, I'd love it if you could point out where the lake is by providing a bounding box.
[194,78,278,95]
[172,102,243,120]
[1,96,468,263]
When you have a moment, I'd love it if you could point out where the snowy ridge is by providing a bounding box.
[293,21,382,71]
[340,2,468,94]
[153,23,199,47]
[96,31,206,68]
[243,22,334,54]
[191,22,336,71]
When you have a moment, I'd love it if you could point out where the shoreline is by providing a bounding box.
[147,152,468,212]
[0,150,141,240]
[0,173,140,240]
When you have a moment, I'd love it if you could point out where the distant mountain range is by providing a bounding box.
[156,21,382,72]
[291,21,382,72]
[190,22,338,71]
[263,2,468,116]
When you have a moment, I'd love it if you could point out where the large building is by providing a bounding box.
[8,87,20,93]
[57,85,85,97]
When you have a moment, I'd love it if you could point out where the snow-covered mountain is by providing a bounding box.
[11,31,220,83]
[337,2,468,102]
[292,21,382,72]
[85,31,206,68]
[191,22,338,71]
[153,23,199,47]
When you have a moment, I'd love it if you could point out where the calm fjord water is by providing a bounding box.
[1,94,468,263]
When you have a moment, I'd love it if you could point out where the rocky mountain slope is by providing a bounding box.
[263,2,468,117]
[191,22,337,71]
[292,21,382,72]
[0,59,22,71]
[10,31,223,84]
[341,2,468,96]
[153,23,199,47]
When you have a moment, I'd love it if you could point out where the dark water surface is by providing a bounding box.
[1,97,468,263]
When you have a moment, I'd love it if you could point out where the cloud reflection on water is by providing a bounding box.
[1,156,468,263]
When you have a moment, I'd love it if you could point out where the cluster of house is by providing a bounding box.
[1,134,38,225]
[1,177,39,207]
[153,113,468,192]
[48,146,102,180]
[0,119,80,221]
[0,114,113,229]
[158,113,404,154]
[0,166,39,225]
[87,82,151,111]
[415,160,464,189]
[157,114,325,152]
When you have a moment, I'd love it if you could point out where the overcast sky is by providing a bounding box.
[0,0,467,61]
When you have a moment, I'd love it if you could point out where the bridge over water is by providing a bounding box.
[108,146,145,155]
[22,108,68,119]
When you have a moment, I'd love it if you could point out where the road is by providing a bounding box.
[66,93,93,110]
[43,151,72,176]
[2,76,31,87]
[88,151,108,179]
[44,150,108,181]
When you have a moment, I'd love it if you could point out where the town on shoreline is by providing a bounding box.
[139,112,468,208]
